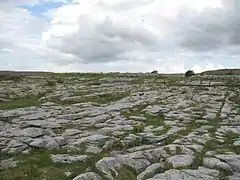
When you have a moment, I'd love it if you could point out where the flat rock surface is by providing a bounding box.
[0,73,240,179]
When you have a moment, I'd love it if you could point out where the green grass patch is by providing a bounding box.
[163,163,174,172]
[33,72,135,79]
[130,77,145,85]
[51,92,129,105]
[121,104,149,117]
[133,125,145,133]
[144,114,166,127]
[45,81,57,86]
[82,92,129,104]
[221,133,240,154]
[228,94,240,114]
[115,166,137,180]
[87,81,102,86]
[0,93,45,110]
[0,74,22,82]
[0,149,100,180]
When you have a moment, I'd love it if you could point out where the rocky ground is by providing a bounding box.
[0,73,239,180]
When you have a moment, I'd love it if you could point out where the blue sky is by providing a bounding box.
[0,0,239,72]
[19,1,66,18]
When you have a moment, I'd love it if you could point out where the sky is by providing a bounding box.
[0,0,240,73]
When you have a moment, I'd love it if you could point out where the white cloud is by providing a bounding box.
[0,0,240,72]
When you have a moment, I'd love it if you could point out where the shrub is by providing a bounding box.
[185,70,195,77]
[151,70,158,74]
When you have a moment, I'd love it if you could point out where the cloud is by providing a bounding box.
[0,0,77,70]
[43,0,234,65]
[0,0,239,72]
[43,0,181,64]
[175,0,240,53]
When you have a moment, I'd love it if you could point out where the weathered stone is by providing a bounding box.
[85,145,103,154]
[116,154,151,173]
[148,169,215,180]
[95,157,122,180]
[54,136,67,146]
[45,139,60,150]
[137,163,164,180]
[20,120,61,129]
[215,155,240,173]
[62,129,82,137]
[18,127,45,138]
[203,157,233,175]
[166,155,195,168]
[72,172,102,180]
[227,172,240,180]
[29,139,46,148]
[51,154,90,164]
[197,166,220,177]
[143,105,171,115]
[0,158,18,169]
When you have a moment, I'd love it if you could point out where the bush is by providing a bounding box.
[185,70,195,77]
[151,70,158,74]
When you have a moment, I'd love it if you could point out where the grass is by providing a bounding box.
[1,147,139,180]
[187,146,207,170]
[220,133,240,154]
[83,92,129,104]
[228,95,240,104]
[121,104,170,137]
[228,93,240,113]
[115,166,137,180]
[0,148,125,180]
[0,93,45,110]
[45,81,57,86]
[121,104,149,117]
[130,77,145,85]
[163,133,183,146]
[0,74,22,82]
[162,76,185,86]
[87,81,102,86]
[144,114,166,128]
[133,125,145,133]
[0,149,101,180]
[163,163,174,172]
[33,72,151,79]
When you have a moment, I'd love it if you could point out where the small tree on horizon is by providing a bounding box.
[151,70,158,74]
[185,70,195,77]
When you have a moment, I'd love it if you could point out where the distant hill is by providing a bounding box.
[200,68,240,75]
[0,71,53,76]
[1,69,240,76]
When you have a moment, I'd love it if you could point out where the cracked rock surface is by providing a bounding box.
[0,73,240,180]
